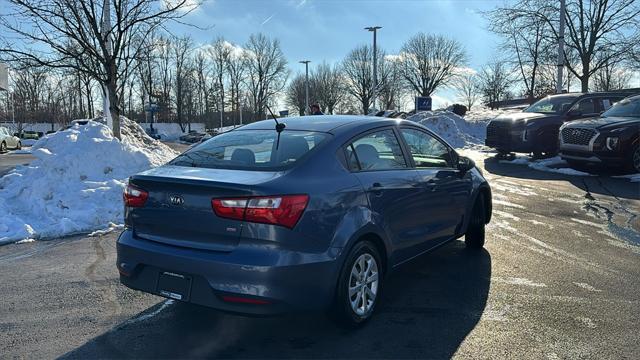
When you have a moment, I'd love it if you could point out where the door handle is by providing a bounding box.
[370,182,383,196]
[425,179,437,192]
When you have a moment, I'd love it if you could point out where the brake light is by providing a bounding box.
[211,195,309,229]
[123,183,148,207]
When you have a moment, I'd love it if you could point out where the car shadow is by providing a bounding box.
[483,156,639,200]
[62,240,491,359]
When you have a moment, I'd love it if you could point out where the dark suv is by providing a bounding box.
[485,91,638,158]
[559,95,640,173]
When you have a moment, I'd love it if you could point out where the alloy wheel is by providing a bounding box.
[348,253,379,316]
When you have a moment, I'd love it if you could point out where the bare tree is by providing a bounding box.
[454,72,482,110]
[377,56,404,110]
[193,51,210,121]
[311,62,345,114]
[0,0,197,138]
[244,33,288,117]
[226,43,247,123]
[486,5,550,100]
[173,36,193,132]
[342,45,380,114]
[592,56,632,91]
[478,61,514,109]
[285,74,308,116]
[399,33,467,97]
[208,37,232,120]
[517,0,640,92]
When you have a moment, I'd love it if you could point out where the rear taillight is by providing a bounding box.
[123,183,149,208]
[212,195,309,229]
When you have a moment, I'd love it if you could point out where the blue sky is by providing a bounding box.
[172,0,504,106]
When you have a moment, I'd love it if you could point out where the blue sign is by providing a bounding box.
[415,96,432,111]
[279,110,289,117]
[144,103,160,113]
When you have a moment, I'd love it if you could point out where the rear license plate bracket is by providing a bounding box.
[156,271,192,301]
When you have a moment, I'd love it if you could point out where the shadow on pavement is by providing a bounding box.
[483,156,639,200]
[62,241,491,359]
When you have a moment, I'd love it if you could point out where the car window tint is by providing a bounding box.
[169,130,328,170]
[571,98,597,115]
[400,128,453,168]
[350,130,407,171]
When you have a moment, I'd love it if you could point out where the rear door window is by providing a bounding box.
[170,130,328,170]
[348,129,407,171]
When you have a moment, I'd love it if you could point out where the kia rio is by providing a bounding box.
[117,115,492,327]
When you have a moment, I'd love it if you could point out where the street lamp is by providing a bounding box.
[365,26,382,112]
[299,60,311,115]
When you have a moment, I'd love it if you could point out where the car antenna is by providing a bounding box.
[265,104,286,150]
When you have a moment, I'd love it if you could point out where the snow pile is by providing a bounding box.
[500,155,591,176]
[406,110,488,148]
[21,139,37,147]
[0,118,178,245]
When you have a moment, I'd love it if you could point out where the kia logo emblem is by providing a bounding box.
[169,195,184,206]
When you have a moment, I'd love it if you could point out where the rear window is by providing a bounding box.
[169,129,329,170]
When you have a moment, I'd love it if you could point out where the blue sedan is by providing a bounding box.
[117,115,492,327]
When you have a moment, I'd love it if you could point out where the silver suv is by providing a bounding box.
[0,126,21,153]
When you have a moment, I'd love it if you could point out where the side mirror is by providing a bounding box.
[567,109,582,119]
[13,133,19,137]
[457,156,475,173]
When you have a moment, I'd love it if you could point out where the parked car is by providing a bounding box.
[559,94,640,173]
[485,91,639,158]
[20,130,40,140]
[0,126,21,152]
[117,115,492,327]
[179,130,207,143]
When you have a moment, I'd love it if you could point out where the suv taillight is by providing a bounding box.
[212,195,309,229]
[123,183,149,208]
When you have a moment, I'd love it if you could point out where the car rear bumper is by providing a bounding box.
[117,229,343,315]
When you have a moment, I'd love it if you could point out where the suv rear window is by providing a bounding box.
[169,129,328,170]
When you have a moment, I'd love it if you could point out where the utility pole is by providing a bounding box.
[299,60,311,115]
[556,0,566,94]
[239,95,243,126]
[365,26,382,112]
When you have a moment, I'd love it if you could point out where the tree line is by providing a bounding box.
[0,0,639,134]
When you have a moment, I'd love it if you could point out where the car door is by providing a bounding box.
[346,128,425,264]
[398,127,473,251]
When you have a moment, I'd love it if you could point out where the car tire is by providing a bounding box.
[0,142,6,153]
[16,141,21,150]
[331,240,382,328]
[465,195,486,249]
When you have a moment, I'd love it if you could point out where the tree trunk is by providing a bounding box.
[105,79,121,139]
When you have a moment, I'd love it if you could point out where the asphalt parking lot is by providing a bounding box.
[0,149,639,359]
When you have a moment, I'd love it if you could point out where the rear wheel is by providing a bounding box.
[16,141,21,150]
[331,241,382,328]
[465,195,486,249]
[0,142,6,153]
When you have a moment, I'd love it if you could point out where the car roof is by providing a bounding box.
[236,115,401,133]
[546,90,639,99]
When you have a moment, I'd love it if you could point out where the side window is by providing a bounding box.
[400,128,454,168]
[601,97,623,112]
[571,98,598,115]
[349,129,407,171]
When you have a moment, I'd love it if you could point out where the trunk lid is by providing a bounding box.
[128,165,282,252]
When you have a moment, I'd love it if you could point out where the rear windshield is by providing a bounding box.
[169,129,329,170]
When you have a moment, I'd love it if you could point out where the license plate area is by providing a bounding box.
[156,271,192,301]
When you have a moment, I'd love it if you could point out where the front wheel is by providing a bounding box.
[331,241,382,328]
[629,145,640,173]
[0,142,6,153]
[16,141,21,150]
[465,195,486,249]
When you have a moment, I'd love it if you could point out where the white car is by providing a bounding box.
[0,126,21,153]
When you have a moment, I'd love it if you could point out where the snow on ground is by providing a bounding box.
[21,139,37,146]
[406,107,520,149]
[0,118,178,245]
[9,149,32,155]
[497,154,591,176]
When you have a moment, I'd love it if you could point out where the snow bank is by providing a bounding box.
[0,118,178,245]
[500,155,591,176]
[406,110,488,148]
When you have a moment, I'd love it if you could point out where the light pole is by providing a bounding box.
[365,26,382,112]
[556,0,566,93]
[299,60,311,115]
